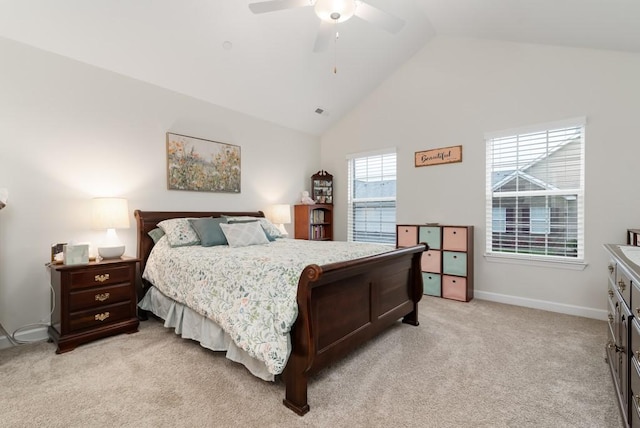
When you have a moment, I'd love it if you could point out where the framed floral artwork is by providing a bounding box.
[166,132,241,193]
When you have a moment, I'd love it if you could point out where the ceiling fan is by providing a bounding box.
[248,0,406,52]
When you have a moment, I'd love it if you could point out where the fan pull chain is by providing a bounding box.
[333,18,339,74]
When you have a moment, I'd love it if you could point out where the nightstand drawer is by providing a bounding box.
[69,301,133,332]
[69,283,133,312]
[69,265,133,289]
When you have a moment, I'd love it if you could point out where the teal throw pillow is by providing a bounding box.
[189,217,228,247]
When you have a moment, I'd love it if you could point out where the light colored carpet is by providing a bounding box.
[0,297,621,427]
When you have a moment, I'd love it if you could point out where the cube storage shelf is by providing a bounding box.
[397,224,474,302]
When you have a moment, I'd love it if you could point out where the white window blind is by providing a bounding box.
[485,118,585,261]
[347,149,397,244]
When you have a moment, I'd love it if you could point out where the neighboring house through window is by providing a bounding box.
[485,118,585,262]
[347,149,397,244]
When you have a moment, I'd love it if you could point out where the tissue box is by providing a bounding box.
[63,244,89,265]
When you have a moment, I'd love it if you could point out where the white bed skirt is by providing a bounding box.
[138,286,275,381]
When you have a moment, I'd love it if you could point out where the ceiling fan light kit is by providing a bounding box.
[249,0,405,54]
[314,0,357,23]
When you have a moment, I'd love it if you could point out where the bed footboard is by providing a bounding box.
[283,244,426,415]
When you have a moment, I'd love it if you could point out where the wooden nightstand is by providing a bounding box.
[48,257,140,353]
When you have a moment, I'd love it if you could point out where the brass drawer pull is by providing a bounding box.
[95,292,110,302]
[608,313,614,323]
[95,273,110,283]
[94,312,110,322]
[608,289,614,297]
[608,264,614,273]
[618,279,626,291]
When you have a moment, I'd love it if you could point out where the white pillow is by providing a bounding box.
[219,221,270,247]
[224,215,283,239]
[157,218,200,247]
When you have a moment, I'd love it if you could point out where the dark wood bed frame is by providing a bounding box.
[134,210,426,415]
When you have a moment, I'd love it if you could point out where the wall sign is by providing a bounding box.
[415,145,463,167]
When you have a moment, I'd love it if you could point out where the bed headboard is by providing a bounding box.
[134,210,265,290]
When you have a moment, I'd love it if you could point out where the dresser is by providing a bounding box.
[604,243,640,427]
[397,224,474,302]
[48,257,140,353]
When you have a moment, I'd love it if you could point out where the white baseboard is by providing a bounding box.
[0,325,49,350]
[474,290,607,321]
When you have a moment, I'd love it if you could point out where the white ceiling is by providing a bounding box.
[1,0,639,136]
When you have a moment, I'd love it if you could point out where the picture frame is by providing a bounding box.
[166,132,241,193]
[63,244,89,266]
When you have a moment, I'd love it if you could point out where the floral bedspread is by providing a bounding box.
[143,237,392,375]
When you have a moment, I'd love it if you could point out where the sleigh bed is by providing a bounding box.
[135,209,426,415]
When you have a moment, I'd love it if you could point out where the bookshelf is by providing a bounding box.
[294,204,333,241]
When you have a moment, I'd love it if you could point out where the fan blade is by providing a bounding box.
[313,20,334,52]
[249,0,312,14]
[355,1,405,34]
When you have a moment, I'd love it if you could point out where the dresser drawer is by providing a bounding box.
[69,265,133,290]
[608,258,617,286]
[606,326,619,380]
[443,251,467,276]
[422,273,441,297]
[607,287,617,339]
[633,283,640,320]
[632,357,640,426]
[418,226,441,250]
[68,301,133,332]
[69,283,133,312]
[442,227,467,251]
[616,265,632,308]
[421,250,441,273]
[442,276,467,301]
[397,226,417,247]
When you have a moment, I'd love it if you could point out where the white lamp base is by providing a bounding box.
[98,245,125,259]
[276,224,288,236]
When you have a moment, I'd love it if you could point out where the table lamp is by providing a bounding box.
[269,204,291,236]
[92,197,130,259]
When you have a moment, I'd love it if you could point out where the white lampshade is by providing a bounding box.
[268,204,291,236]
[92,197,130,259]
[314,0,357,23]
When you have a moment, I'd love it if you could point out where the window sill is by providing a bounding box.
[484,253,588,271]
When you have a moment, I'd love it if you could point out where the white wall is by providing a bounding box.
[321,37,640,319]
[0,37,319,344]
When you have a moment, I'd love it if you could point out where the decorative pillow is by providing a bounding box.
[219,221,270,248]
[224,216,282,241]
[189,217,228,247]
[157,218,200,247]
[148,227,165,244]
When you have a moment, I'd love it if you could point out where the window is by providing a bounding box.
[492,207,507,233]
[529,206,550,235]
[347,149,396,244]
[485,118,585,262]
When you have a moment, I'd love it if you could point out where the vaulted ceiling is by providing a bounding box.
[1,0,638,135]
